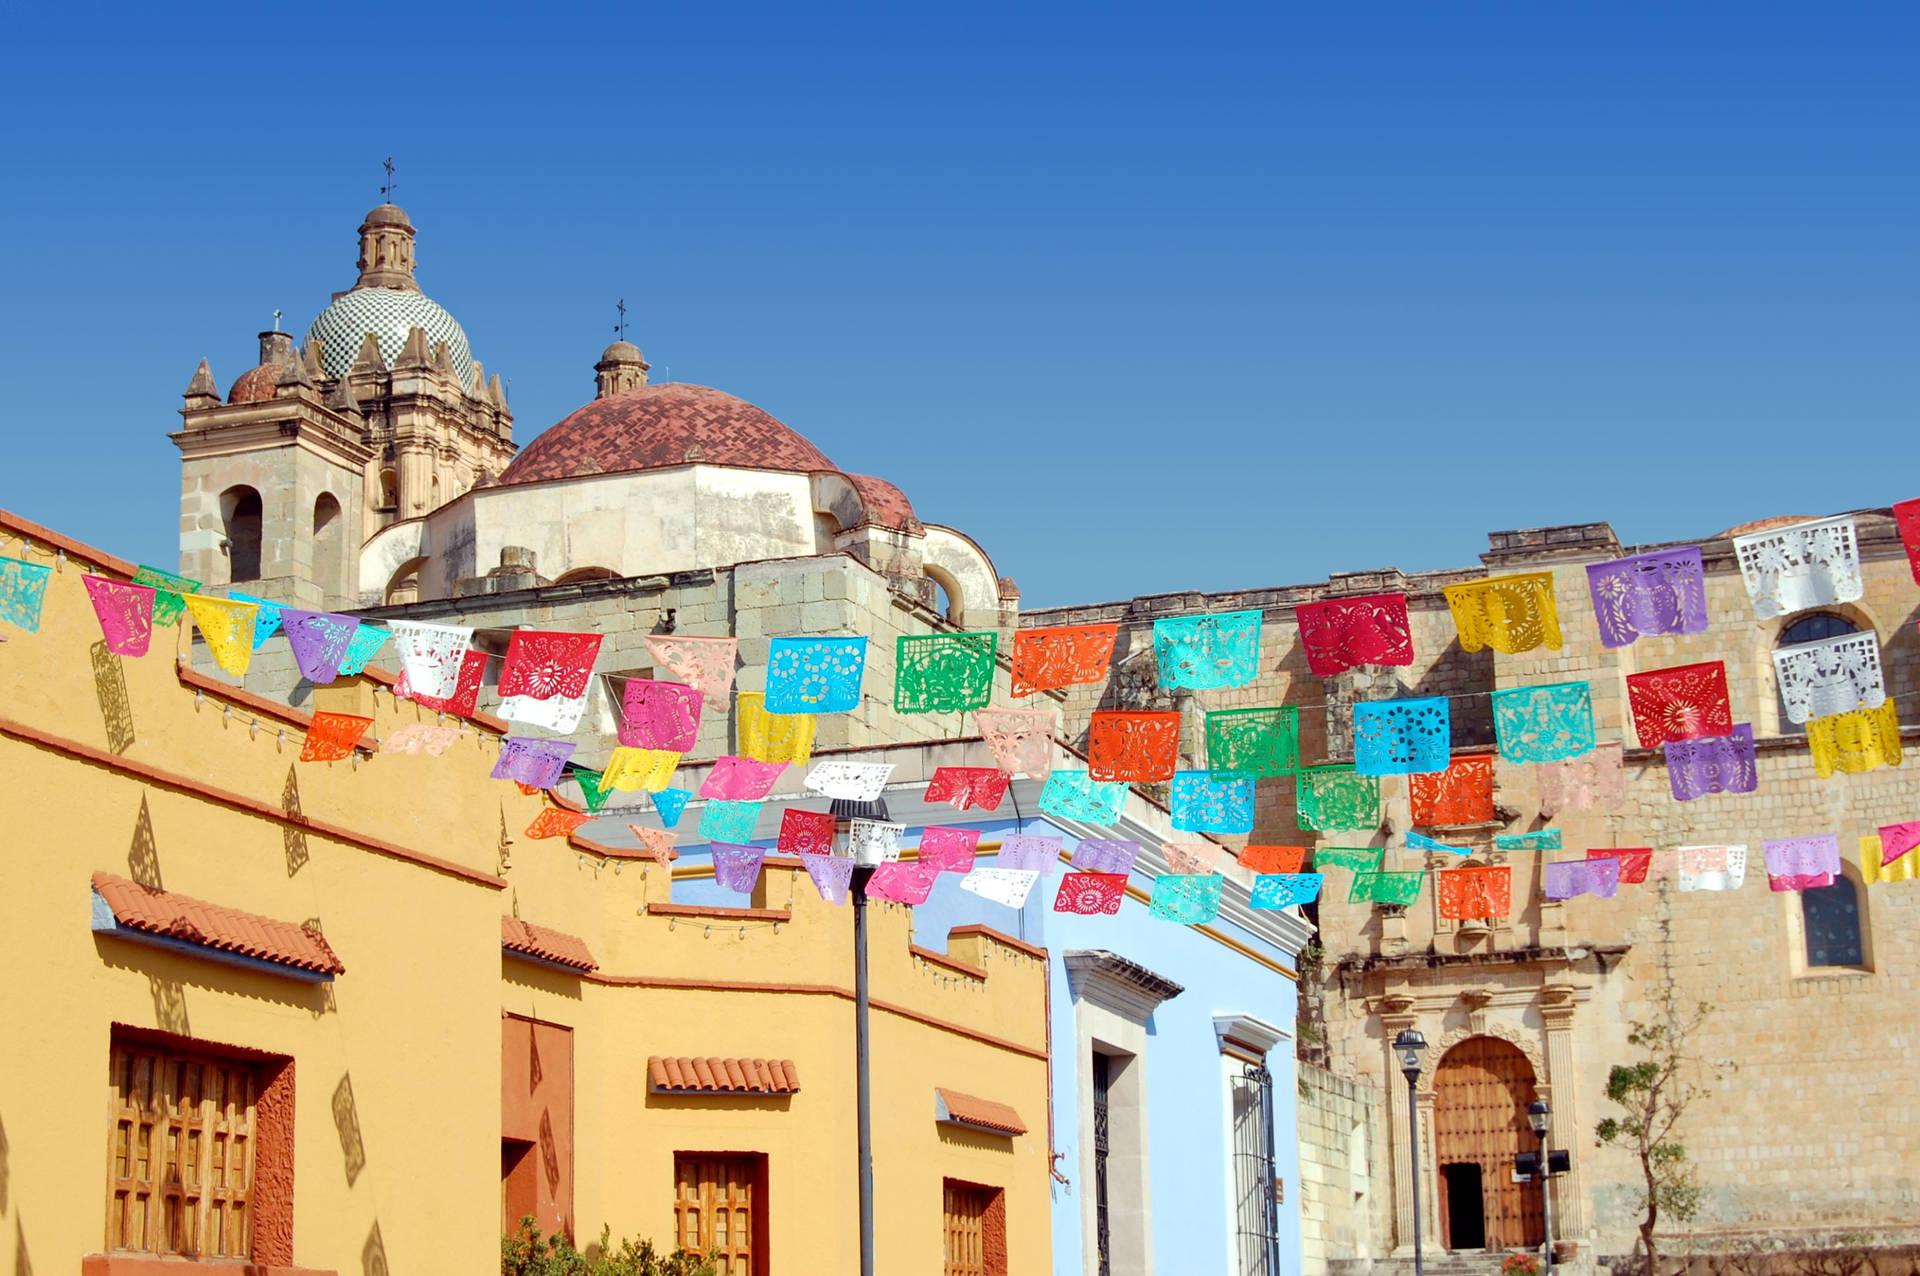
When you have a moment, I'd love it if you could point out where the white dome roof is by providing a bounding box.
[307,287,475,391]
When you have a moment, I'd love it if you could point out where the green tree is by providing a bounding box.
[501,1217,717,1276]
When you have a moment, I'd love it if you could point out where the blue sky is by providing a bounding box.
[2,4,1914,607]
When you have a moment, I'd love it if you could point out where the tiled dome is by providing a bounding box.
[227,363,283,404]
[499,384,835,484]
[307,288,474,390]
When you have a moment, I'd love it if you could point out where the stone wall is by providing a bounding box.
[1298,1064,1382,1274]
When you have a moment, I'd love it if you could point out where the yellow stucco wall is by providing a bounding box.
[0,511,1053,1276]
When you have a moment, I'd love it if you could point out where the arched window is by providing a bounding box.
[313,493,343,597]
[377,469,399,511]
[1802,875,1864,968]
[1774,612,1857,735]
[220,485,263,582]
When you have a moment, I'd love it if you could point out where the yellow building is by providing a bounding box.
[0,508,1051,1276]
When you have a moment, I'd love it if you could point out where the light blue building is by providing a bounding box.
[648,738,1314,1276]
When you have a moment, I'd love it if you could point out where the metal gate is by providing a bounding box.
[1230,1063,1283,1276]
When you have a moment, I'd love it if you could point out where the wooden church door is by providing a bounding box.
[1432,1037,1545,1250]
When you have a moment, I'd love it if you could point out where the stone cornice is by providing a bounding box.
[1064,949,1184,1023]
[1213,1012,1291,1058]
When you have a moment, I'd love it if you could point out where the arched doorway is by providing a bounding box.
[1433,1036,1545,1251]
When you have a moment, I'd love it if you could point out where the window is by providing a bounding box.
[220,486,263,582]
[106,1035,290,1261]
[1775,613,1857,735]
[1803,875,1865,968]
[674,1154,765,1276]
[1229,1064,1281,1275]
[1093,1052,1112,1276]
[313,493,343,596]
[943,1179,1007,1276]
[376,469,399,511]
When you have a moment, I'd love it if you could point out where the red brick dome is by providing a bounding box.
[228,363,282,404]
[499,384,835,484]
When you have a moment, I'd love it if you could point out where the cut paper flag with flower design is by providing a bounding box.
[1073,840,1141,875]
[1491,682,1594,764]
[1763,835,1841,891]
[1544,857,1620,900]
[1153,609,1262,690]
[895,631,997,714]
[1444,572,1561,654]
[397,648,486,717]
[281,611,359,684]
[1170,771,1255,834]
[499,688,588,734]
[711,843,767,895]
[1239,845,1307,874]
[1150,874,1225,923]
[1667,726,1758,802]
[645,635,738,701]
[573,769,616,814]
[1295,592,1414,677]
[975,708,1055,779]
[1296,766,1381,833]
[1205,706,1299,778]
[1313,846,1384,875]
[183,594,259,676]
[1407,832,1471,856]
[228,592,285,651]
[492,737,576,789]
[1000,835,1064,874]
[803,852,856,904]
[653,788,692,827]
[699,800,763,845]
[1585,548,1709,648]
[919,827,982,874]
[1894,498,1920,587]
[1678,844,1748,893]
[527,808,593,840]
[959,866,1041,909]
[1537,742,1625,816]
[499,629,603,701]
[803,761,894,802]
[848,819,905,866]
[1626,662,1732,748]
[777,808,837,857]
[866,861,941,904]
[627,824,677,868]
[618,683,702,752]
[1039,770,1128,826]
[299,712,372,762]
[699,756,786,802]
[1496,829,1561,852]
[337,624,388,677]
[1349,870,1424,906]
[1860,835,1920,886]
[83,576,155,656]
[388,620,473,701]
[1587,848,1653,885]
[766,636,867,714]
[1251,873,1323,909]
[1806,700,1901,779]
[1055,873,1127,915]
[1773,631,1885,724]
[1876,821,1920,868]
[601,748,681,792]
[381,723,465,756]
[132,565,198,627]
[1162,842,1219,875]
[1011,623,1118,697]
[924,767,1009,812]
[1410,752,1495,826]
[1438,865,1511,921]
[1731,515,1863,619]
[1088,711,1182,782]
[1353,697,1450,776]
[736,693,815,765]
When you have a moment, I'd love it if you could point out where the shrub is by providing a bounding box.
[502,1218,717,1276]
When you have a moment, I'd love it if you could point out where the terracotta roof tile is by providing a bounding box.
[935,1087,1027,1136]
[91,872,344,975]
[500,916,598,972]
[500,384,834,485]
[845,473,919,531]
[648,1055,801,1094]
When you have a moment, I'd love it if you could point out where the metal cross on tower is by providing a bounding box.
[381,156,397,203]
[614,298,628,341]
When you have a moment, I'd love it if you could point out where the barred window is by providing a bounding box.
[1802,874,1865,968]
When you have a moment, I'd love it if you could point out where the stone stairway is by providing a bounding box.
[1329,1251,1535,1276]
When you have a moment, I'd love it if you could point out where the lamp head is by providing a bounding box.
[1392,1028,1428,1081]
[1527,1098,1550,1135]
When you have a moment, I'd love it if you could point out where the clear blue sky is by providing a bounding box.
[3,4,1914,608]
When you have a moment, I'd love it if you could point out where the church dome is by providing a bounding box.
[228,363,282,404]
[307,288,475,390]
[499,383,835,485]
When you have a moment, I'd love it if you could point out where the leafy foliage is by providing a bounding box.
[1501,1254,1542,1276]
[502,1218,716,1276]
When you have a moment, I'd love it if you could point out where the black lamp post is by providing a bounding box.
[1394,1029,1428,1276]
[1527,1099,1553,1276]
[833,798,888,1276]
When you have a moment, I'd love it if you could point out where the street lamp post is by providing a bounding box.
[1394,1029,1429,1276]
[835,799,889,1276]
[1527,1099,1553,1276]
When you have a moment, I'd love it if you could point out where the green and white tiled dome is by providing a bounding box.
[307,288,475,391]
